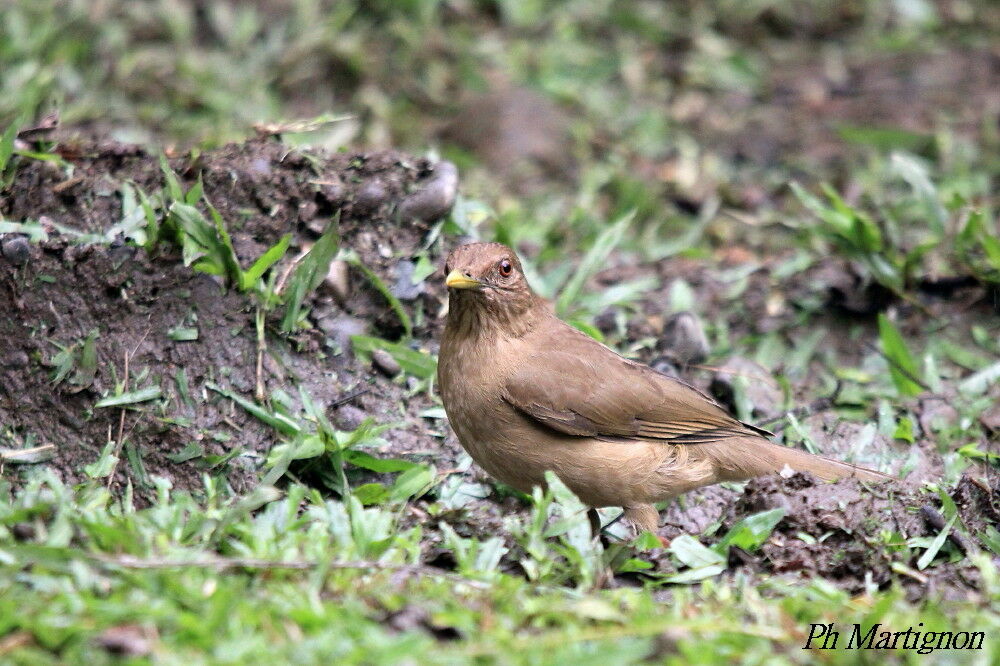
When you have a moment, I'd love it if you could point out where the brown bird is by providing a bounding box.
[438,242,891,534]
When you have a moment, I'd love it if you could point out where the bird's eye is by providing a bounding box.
[498,259,513,277]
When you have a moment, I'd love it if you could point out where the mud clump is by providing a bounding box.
[0,137,461,498]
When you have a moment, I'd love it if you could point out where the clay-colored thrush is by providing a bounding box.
[438,242,891,533]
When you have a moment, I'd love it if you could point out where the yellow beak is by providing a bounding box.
[445,270,482,290]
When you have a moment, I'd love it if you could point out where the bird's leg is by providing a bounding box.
[622,504,659,533]
[623,504,670,547]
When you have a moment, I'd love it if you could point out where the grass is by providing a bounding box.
[2,0,1000,663]
[3,472,998,664]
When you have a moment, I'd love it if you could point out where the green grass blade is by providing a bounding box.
[168,202,215,268]
[0,220,49,242]
[281,216,339,333]
[241,233,291,291]
[670,535,726,569]
[0,117,22,174]
[94,386,163,408]
[205,196,243,285]
[555,209,635,317]
[917,514,956,570]
[135,185,161,250]
[877,314,923,397]
[159,153,183,201]
[891,152,947,235]
[185,173,204,206]
[206,383,301,437]
[350,335,437,379]
[343,250,413,338]
[716,508,786,553]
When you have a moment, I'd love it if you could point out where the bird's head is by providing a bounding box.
[443,242,538,333]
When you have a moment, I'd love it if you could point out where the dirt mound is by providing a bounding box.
[1,138,460,496]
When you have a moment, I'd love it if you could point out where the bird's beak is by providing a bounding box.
[446,270,482,290]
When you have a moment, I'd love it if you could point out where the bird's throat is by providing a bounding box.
[445,291,541,342]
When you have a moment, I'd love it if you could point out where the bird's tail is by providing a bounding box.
[704,437,893,484]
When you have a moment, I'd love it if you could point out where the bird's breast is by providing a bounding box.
[442,382,538,489]
[438,336,543,492]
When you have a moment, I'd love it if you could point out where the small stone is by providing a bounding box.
[95,625,153,657]
[323,259,350,304]
[305,218,326,236]
[710,357,781,417]
[650,357,681,379]
[321,181,346,205]
[385,605,430,633]
[335,404,367,431]
[316,313,367,350]
[593,308,619,336]
[298,199,318,223]
[662,311,709,365]
[62,244,94,264]
[354,180,387,213]
[249,158,272,176]
[108,240,135,265]
[391,259,423,301]
[262,353,285,383]
[372,349,401,378]
[397,161,459,222]
[1,236,31,266]
[980,404,1000,433]
[2,351,29,368]
[11,522,36,541]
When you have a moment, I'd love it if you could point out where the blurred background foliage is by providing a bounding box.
[2,0,997,262]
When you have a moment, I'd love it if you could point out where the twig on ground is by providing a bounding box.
[920,504,975,556]
[688,363,776,386]
[255,306,266,402]
[108,329,151,490]
[0,444,55,464]
[0,631,33,656]
[274,247,309,296]
[330,387,369,408]
[89,554,492,589]
[756,381,843,433]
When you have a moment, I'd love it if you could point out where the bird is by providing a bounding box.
[437,242,892,535]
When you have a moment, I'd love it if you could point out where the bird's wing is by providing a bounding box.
[503,335,768,445]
